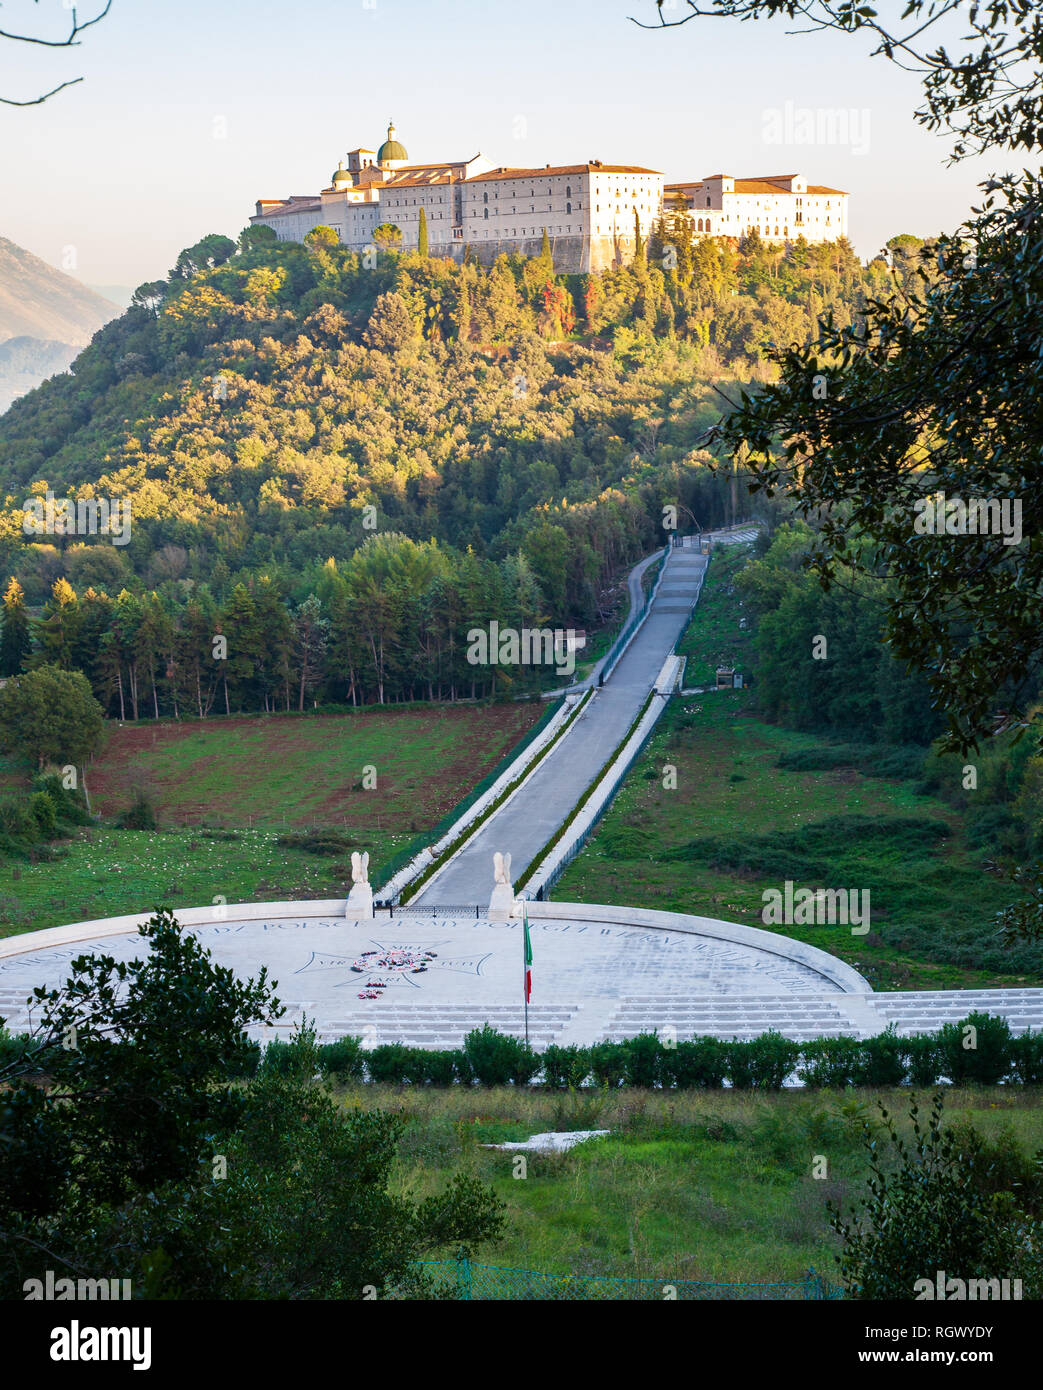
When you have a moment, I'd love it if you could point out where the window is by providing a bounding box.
[566,185,571,198]
[484,208,488,219]
[483,191,488,203]
[566,202,571,214]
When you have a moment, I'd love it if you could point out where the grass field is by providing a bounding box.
[0,703,540,939]
[345,1083,1043,1285]
[554,550,1035,991]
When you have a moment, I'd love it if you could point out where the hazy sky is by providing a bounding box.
[0,0,1018,287]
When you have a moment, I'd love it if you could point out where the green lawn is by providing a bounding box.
[554,552,1037,991]
[0,703,540,938]
[352,1084,1043,1285]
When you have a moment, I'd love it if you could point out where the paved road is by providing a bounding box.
[412,547,708,906]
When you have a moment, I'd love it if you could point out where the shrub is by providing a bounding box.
[589,1041,627,1088]
[0,1027,31,1069]
[116,787,159,831]
[318,1037,365,1084]
[451,1050,475,1086]
[659,1037,728,1089]
[726,1030,801,1089]
[416,1049,457,1087]
[28,791,57,836]
[275,828,355,856]
[831,1094,1043,1299]
[224,1037,262,1080]
[540,1044,591,1089]
[32,773,90,825]
[463,1025,538,1087]
[261,1026,320,1080]
[856,1028,908,1087]
[937,1012,1012,1086]
[1009,1030,1043,1085]
[365,1043,415,1085]
[799,1036,864,1089]
[622,1032,662,1088]
[905,1032,940,1087]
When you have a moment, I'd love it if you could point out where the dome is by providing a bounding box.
[377,121,408,165]
[331,163,351,185]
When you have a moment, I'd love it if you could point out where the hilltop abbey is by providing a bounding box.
[251,122,849,274]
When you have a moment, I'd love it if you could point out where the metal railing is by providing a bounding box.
[533,692,671,900]
[377,903,482,918]
[598,546,669,686]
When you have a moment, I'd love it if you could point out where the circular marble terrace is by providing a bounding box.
[0,901,872,1048]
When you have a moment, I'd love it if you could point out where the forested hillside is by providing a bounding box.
[0,223,905,715]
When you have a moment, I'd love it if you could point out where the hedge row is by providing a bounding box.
[260,1013,1042,1089]
[5,1014,1039,1089]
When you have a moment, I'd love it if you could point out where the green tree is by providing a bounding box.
[0,911,504,1299]
[130,280,167,316]
[363,291,417,351]
[170,233,236,280]
[0,665,104,802]
[0,577,30,676]
[417,206,429,258]
[830,1095,1043,1299]
[372,223,403,251]
[33,577,81,670]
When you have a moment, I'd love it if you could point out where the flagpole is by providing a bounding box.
[523,907,530,1046]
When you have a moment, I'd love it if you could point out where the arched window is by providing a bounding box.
[484,208,489,220]
[566,185,571,198]
[697,218,703,232]
[566,202,572,214]
[483,191,488,203]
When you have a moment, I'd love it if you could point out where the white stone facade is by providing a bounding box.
[666,173,848,245]
[251,126,848,271]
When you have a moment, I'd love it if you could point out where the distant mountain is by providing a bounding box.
[0,336,79,414]
[0,236,120,344]
[0,236,122,413]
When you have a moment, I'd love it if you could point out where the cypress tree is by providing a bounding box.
[540,227,551,261]
[418,206,429,257]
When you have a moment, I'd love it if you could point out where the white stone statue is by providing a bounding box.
[489,849,516,921]
[346,850,373,919]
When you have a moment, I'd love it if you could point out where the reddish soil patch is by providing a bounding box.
[85,705,541,829]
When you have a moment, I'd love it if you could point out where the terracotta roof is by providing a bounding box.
[258,197,322,216]
[464,162,662,183]
[807,184,847,195]
[732,179,801,195]
[382,170,453,187]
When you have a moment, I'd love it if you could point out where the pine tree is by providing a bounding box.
[0,578,31,677]
[34,578,81,672]
[418,206,429,257]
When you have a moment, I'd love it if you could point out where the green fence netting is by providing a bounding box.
[395,1257,843,1300]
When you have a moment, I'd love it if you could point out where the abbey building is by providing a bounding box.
[252,122,848,273]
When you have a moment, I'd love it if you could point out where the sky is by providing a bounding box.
[0,0,1021,289]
